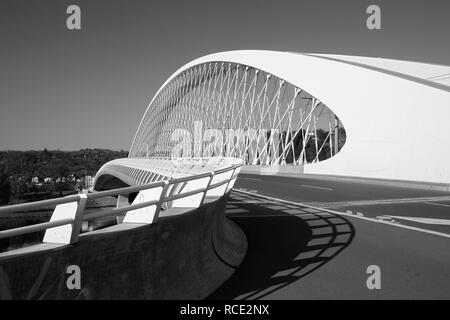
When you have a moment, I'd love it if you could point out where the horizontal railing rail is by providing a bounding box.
[0,218,74,240]
[209,178,231,190]
[0,158,243,249]
[82,199,161,222]
[86,180,167,200]
[0,195,81,215]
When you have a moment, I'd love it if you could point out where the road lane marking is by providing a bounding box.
[316,196,450,208]
[384,215,450,226]
[234,189,450,238]
[424,202,450,208]
[300,184,333,191]
[375,216,402,224]
[376,215,394,220]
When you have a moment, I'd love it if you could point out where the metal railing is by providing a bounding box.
[0,160,242,248]
[94,156,240,189]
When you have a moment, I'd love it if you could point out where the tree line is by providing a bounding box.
[0,149,128,205]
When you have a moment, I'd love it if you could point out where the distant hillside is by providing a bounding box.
[0,148,128,179]
[0,149,128,204]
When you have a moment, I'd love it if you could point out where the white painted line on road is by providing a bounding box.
[375,216,401,224]
[384,215,450,226]
[319,196,450,208]
[376,215,394,220]
[234,189,450,239]
[228,201,269,205]
[300,184,333,191]
[424,202,450,208]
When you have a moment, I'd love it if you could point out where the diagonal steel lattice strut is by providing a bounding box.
[130,62,346,165]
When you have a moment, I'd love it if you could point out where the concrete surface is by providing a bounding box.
[0,195,247,299]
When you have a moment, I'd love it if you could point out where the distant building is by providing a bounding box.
[85,175,94,189]
[89,176,96,191]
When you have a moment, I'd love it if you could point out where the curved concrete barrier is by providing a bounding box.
[0,195,247,299]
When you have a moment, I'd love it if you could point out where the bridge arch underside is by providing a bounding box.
[94,174,130,191]
[130,62,346,167]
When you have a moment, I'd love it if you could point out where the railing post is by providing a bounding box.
[200,172,214,204]
[123,183,166,224]
[70,194,88,243]
[43,193,87,245]
[152,180,169,223]
[225,165,238,193]
[116,194,129,224]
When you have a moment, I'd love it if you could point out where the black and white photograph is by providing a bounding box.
[0,0,449,309]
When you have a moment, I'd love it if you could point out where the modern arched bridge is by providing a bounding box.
[0,50,449,299]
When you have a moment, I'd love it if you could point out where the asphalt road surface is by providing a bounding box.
[209,173,450,299]
[235,174,450,234]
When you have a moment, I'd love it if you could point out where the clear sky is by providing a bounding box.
[0,0,449,151]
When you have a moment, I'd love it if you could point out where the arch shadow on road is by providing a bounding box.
[208,191,355,300]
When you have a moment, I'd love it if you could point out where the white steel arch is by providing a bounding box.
[131,55,346,167]
[130,50,450,185]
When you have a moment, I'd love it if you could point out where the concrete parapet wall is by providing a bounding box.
[0,195,247,299]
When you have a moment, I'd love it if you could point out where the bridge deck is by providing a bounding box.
[209,175,450,299]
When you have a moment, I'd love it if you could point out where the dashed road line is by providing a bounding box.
[300,184,334,191]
